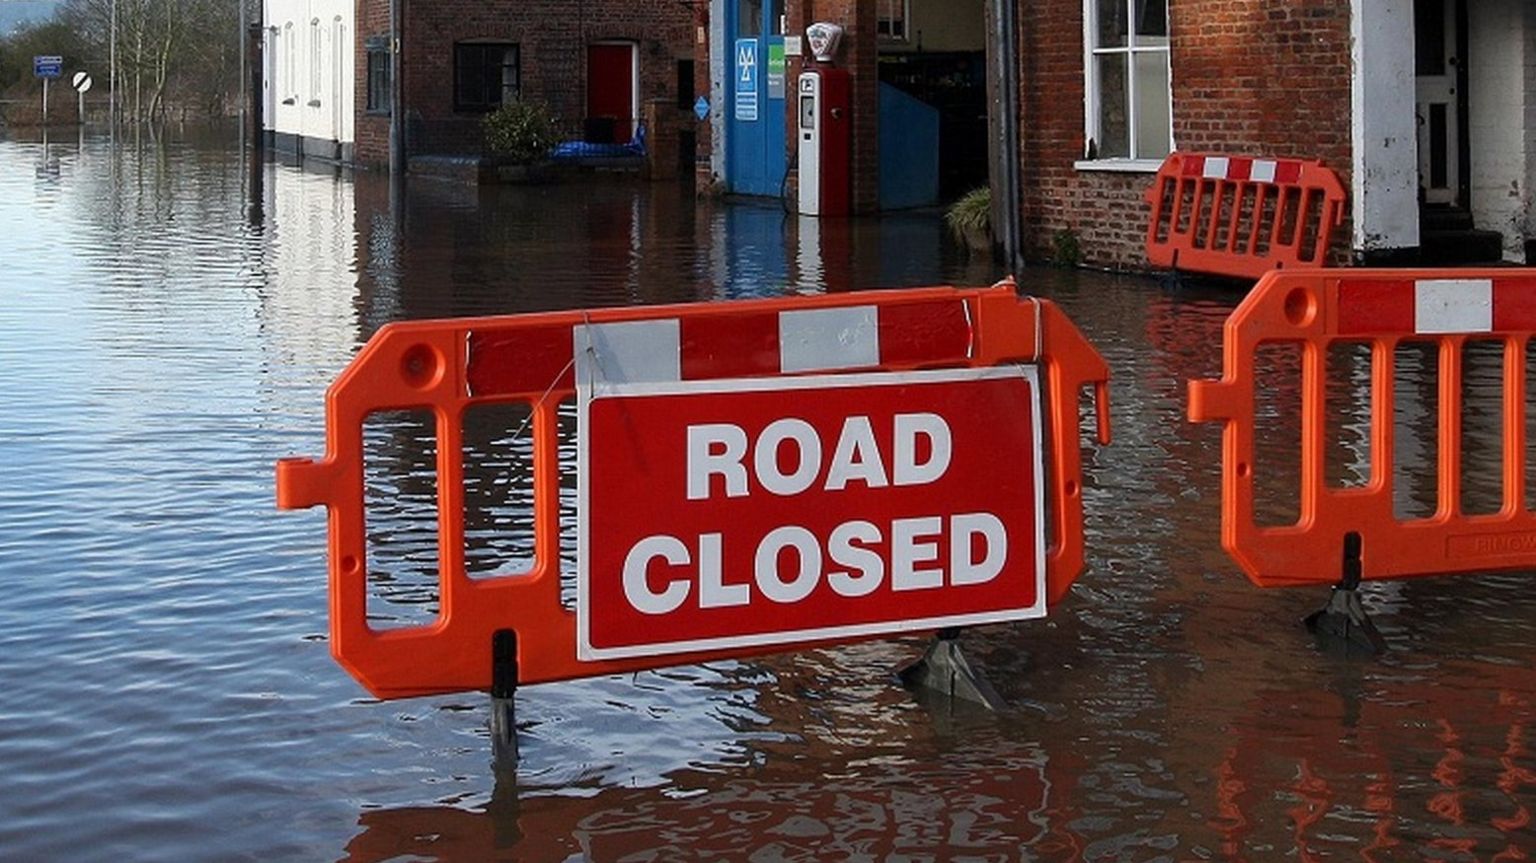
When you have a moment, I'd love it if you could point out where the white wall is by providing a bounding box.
[263,0,355,156]
[1351,0,1419,255]
[1468,0,1531,260]
[709,0,726,185]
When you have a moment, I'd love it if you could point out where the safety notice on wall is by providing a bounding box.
[577,366,1047,661]
[767,44,786,100]
[734,38,759,121]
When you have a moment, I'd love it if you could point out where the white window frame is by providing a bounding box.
[333,17,347,129]
[283,22,296,103]
[309,18,323,104]
[1077,0,1173,172]
[877,0,909,42]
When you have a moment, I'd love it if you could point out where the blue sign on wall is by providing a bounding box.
[33,55,63,79]
[734,39,758,122]
[694,96,710,121]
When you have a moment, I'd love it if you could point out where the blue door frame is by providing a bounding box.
[726,1,786,198]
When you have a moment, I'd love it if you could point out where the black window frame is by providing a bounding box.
[365,36,390,115]
[454,41,520,113]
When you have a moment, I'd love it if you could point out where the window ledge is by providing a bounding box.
[1073,158,1163,174]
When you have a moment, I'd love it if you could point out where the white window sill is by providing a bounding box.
[1073,158,1164,174]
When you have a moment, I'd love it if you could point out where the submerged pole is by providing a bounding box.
[490,630,519,771]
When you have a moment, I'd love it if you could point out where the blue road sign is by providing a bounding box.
[693,96,710,121]
[734,39,759,122]
[34,55,63,79]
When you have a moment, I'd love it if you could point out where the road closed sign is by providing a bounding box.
[577,365,1046,661]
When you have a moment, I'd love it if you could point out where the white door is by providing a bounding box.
[1415,0,1459,205]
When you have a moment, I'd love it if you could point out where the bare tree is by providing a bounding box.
[60,0,239,122]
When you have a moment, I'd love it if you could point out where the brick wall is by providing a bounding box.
[1017,0,1354,269]
[355,0,390,166]
[356,0,692,166]
[692,2,712,183]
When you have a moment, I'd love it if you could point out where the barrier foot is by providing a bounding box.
[898,628,1006,711]
[1302,532,1387,654]
[1156,265,1185,293]
[490,629,519,772]
[1304,586,1387,654]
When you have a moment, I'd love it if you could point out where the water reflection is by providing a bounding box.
[0,129,1533,860]
[344,748,1066,862]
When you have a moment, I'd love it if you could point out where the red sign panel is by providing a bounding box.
[577,367,1045,661]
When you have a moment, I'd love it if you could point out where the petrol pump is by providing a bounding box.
[797,23,851,217]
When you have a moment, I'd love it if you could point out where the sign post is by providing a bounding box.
[34,56,63,125]
[72,72,93,125]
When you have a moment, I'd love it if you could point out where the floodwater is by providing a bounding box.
[1,127,1532,862]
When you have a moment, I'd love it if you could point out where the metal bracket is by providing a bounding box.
[1303,532,1387,654]
[897,628,1007,711]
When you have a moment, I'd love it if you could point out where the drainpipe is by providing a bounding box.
[389,0,405,179]
[985,0,1022,270]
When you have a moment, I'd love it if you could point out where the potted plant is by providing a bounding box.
[483,100,558,182]
[945,186,991,253]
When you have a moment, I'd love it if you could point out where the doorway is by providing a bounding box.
[725,0,787,198]
[1415,0,1468,207]
[587,42,637,143]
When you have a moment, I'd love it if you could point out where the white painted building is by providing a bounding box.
[1346,0,1533,261]
[262,0,355,163]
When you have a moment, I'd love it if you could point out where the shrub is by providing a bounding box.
[483,100,557,164]
[945,186,991,241]
[1050,228,1082,268]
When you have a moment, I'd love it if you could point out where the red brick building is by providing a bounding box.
[354,0,695,167]
[701,0,1536,269]
[1018,0,1536,267]
[1017,0,1352,268]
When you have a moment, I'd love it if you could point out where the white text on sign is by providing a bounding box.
[627,412,1001,614]
[686,413,951,498]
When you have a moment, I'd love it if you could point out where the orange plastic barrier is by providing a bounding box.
[1146,153,1346,280]
[1189,268,1536,588]
[277,283,1110,699]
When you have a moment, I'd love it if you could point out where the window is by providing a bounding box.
[677,59,695,110]
[283,22,296,103]
[454,42,520,113]
[366,36,390,115]
[738,0,762,36]
[877,0,908,41]
[1083,0,1171,162]
[334,19,347,112]
[309,18,322,103]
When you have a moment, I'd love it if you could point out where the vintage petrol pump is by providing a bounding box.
[797,23,851,217]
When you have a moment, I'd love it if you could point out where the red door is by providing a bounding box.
[587,43,634,143]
